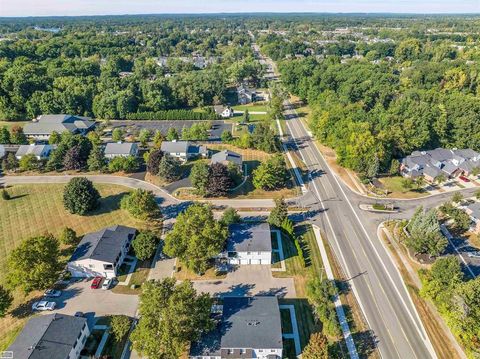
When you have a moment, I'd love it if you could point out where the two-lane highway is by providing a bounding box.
[284,102,437,359]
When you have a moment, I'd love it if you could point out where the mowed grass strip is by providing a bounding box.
[0,184,144,283]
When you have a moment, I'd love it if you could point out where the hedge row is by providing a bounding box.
[125,110,218,121]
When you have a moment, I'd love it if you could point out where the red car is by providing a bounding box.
[90,276,103,289]
[459,176,470,183]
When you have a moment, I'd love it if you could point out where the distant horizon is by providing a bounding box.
[1,0,479,18]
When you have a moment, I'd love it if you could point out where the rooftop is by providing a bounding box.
[211,150,243,166]
[70,225,136,263]
[15,144,53,157]
[24,114,95,135]
[190,296,283,356]
[8,313,88,359]
[104,142,138,155]
[227,222,272,253]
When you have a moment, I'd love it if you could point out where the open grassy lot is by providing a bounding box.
[377,176,428,199]
[0,120,28,130]
[0,183,145,349]
[232,103,269,113]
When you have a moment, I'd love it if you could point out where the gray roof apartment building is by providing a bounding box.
[161,140,208,161]
[68,225,136,278]
[401,148,480,181]
[8,314,90,359]
[24,114,95,140]
[190,296,283,359]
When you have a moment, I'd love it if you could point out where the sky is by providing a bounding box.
[1,0,479,17]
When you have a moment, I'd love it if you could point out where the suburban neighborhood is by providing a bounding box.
[1,6,480,359]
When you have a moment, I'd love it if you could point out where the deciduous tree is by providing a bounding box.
[63,177,100,215]
[132,231,158,260]
[120,189,160,221]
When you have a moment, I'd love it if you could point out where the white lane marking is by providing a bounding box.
[287,112,436,358]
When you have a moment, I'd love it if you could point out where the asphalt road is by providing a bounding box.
[283,102,437,359]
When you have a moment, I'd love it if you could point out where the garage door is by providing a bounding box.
[250,259,261,264]
[240,259,250,265]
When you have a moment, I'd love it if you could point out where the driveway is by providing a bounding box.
[192,265,296,298]
[52,279,139,317]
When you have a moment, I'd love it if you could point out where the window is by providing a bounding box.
[88,264,94,268]
[247,251,251,255]
[104,264,113,270]
[258,251,261,255]
[240,349,245,354]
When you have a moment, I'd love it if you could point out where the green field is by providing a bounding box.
[0,183,144,349]
[232,103,269,113]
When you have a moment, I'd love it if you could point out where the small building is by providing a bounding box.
[190,296,283,359]
[219,223,272,265]
[214,105,234,118]
[237,84,256,105]
[161,140,208,162]
[104,142,139,159]
[211,149,243,168]
[464,202,480,233]
[8,313,90,359]
[15,144,53,160]
[68,225,136,278]
[24,114,95,140]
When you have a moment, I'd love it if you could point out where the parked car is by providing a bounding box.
[467,251,480,258]
[74,311,85,317]
[44,289,62,298]
[90,276,103,289]
[459,176,470,183]
[32,301,56,311]
[101,278,113,290]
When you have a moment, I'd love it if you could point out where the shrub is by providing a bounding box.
[132,231,158,260]
[0,286,13,317]
[108,156,140,173]
[63,177,100,215]
[1,189,10,201]
[121,189,160,220]
[59,227,77,245]
[220,207,241,226]
[252,154,287,190]
[110,315,132,342]
[18,154,39,171]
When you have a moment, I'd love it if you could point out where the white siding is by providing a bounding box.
[227,251,272,265]
[68,322,90,359]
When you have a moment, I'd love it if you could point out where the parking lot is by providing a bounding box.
[192,265,296,298]
[109,120,232,140]
[48,278,139,317]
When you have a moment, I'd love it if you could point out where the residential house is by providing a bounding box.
[464,202,480,233]
[237,83,257,105]
[400,148,480,182]
[214,105,234,118]
[190,296,283,359]
[104,142,139,160]
[219,223,272,265]
[15,144,53,160]
[161,140,208,162]
[24,114,95,140]
[8,313,90,359]
[211,149,243,168]
[67,225,136,278]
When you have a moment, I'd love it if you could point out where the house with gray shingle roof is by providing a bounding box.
[15,144,53,160]
[464,202,480,233]
[8,313,90,359]
[24,114,95,140]
[160,140,208,162]
[67,225,136,278]
[401,147,480,182]
[211,150,243,167]
[219,223,272,265]
[190,296,283,359]
[104,142,139,159]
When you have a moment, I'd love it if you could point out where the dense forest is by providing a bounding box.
[265,18,480,178]
[0,16,264,120]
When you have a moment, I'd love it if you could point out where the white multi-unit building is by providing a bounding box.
[15,144,53,160]
[190,296,283,359]
[104,142,139,159]
[8,314,90,359]
[160,140,208,162]
[67,225,136,278]
[219,223,272,265]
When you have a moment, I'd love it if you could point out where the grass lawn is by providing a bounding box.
[174,144,300,200]
[0,120,28,130]
[112,258,153,295]
[0,183,145,349]
[174,261,227,281]
[378,176,428,199]
[232,103,269,113]
[273,225,325,351]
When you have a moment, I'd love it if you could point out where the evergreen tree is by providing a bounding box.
[87,145,107,172]
[0,127,10,144]
[166,127,179,141]
[157,154,181,182]
[268,197,288,228]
